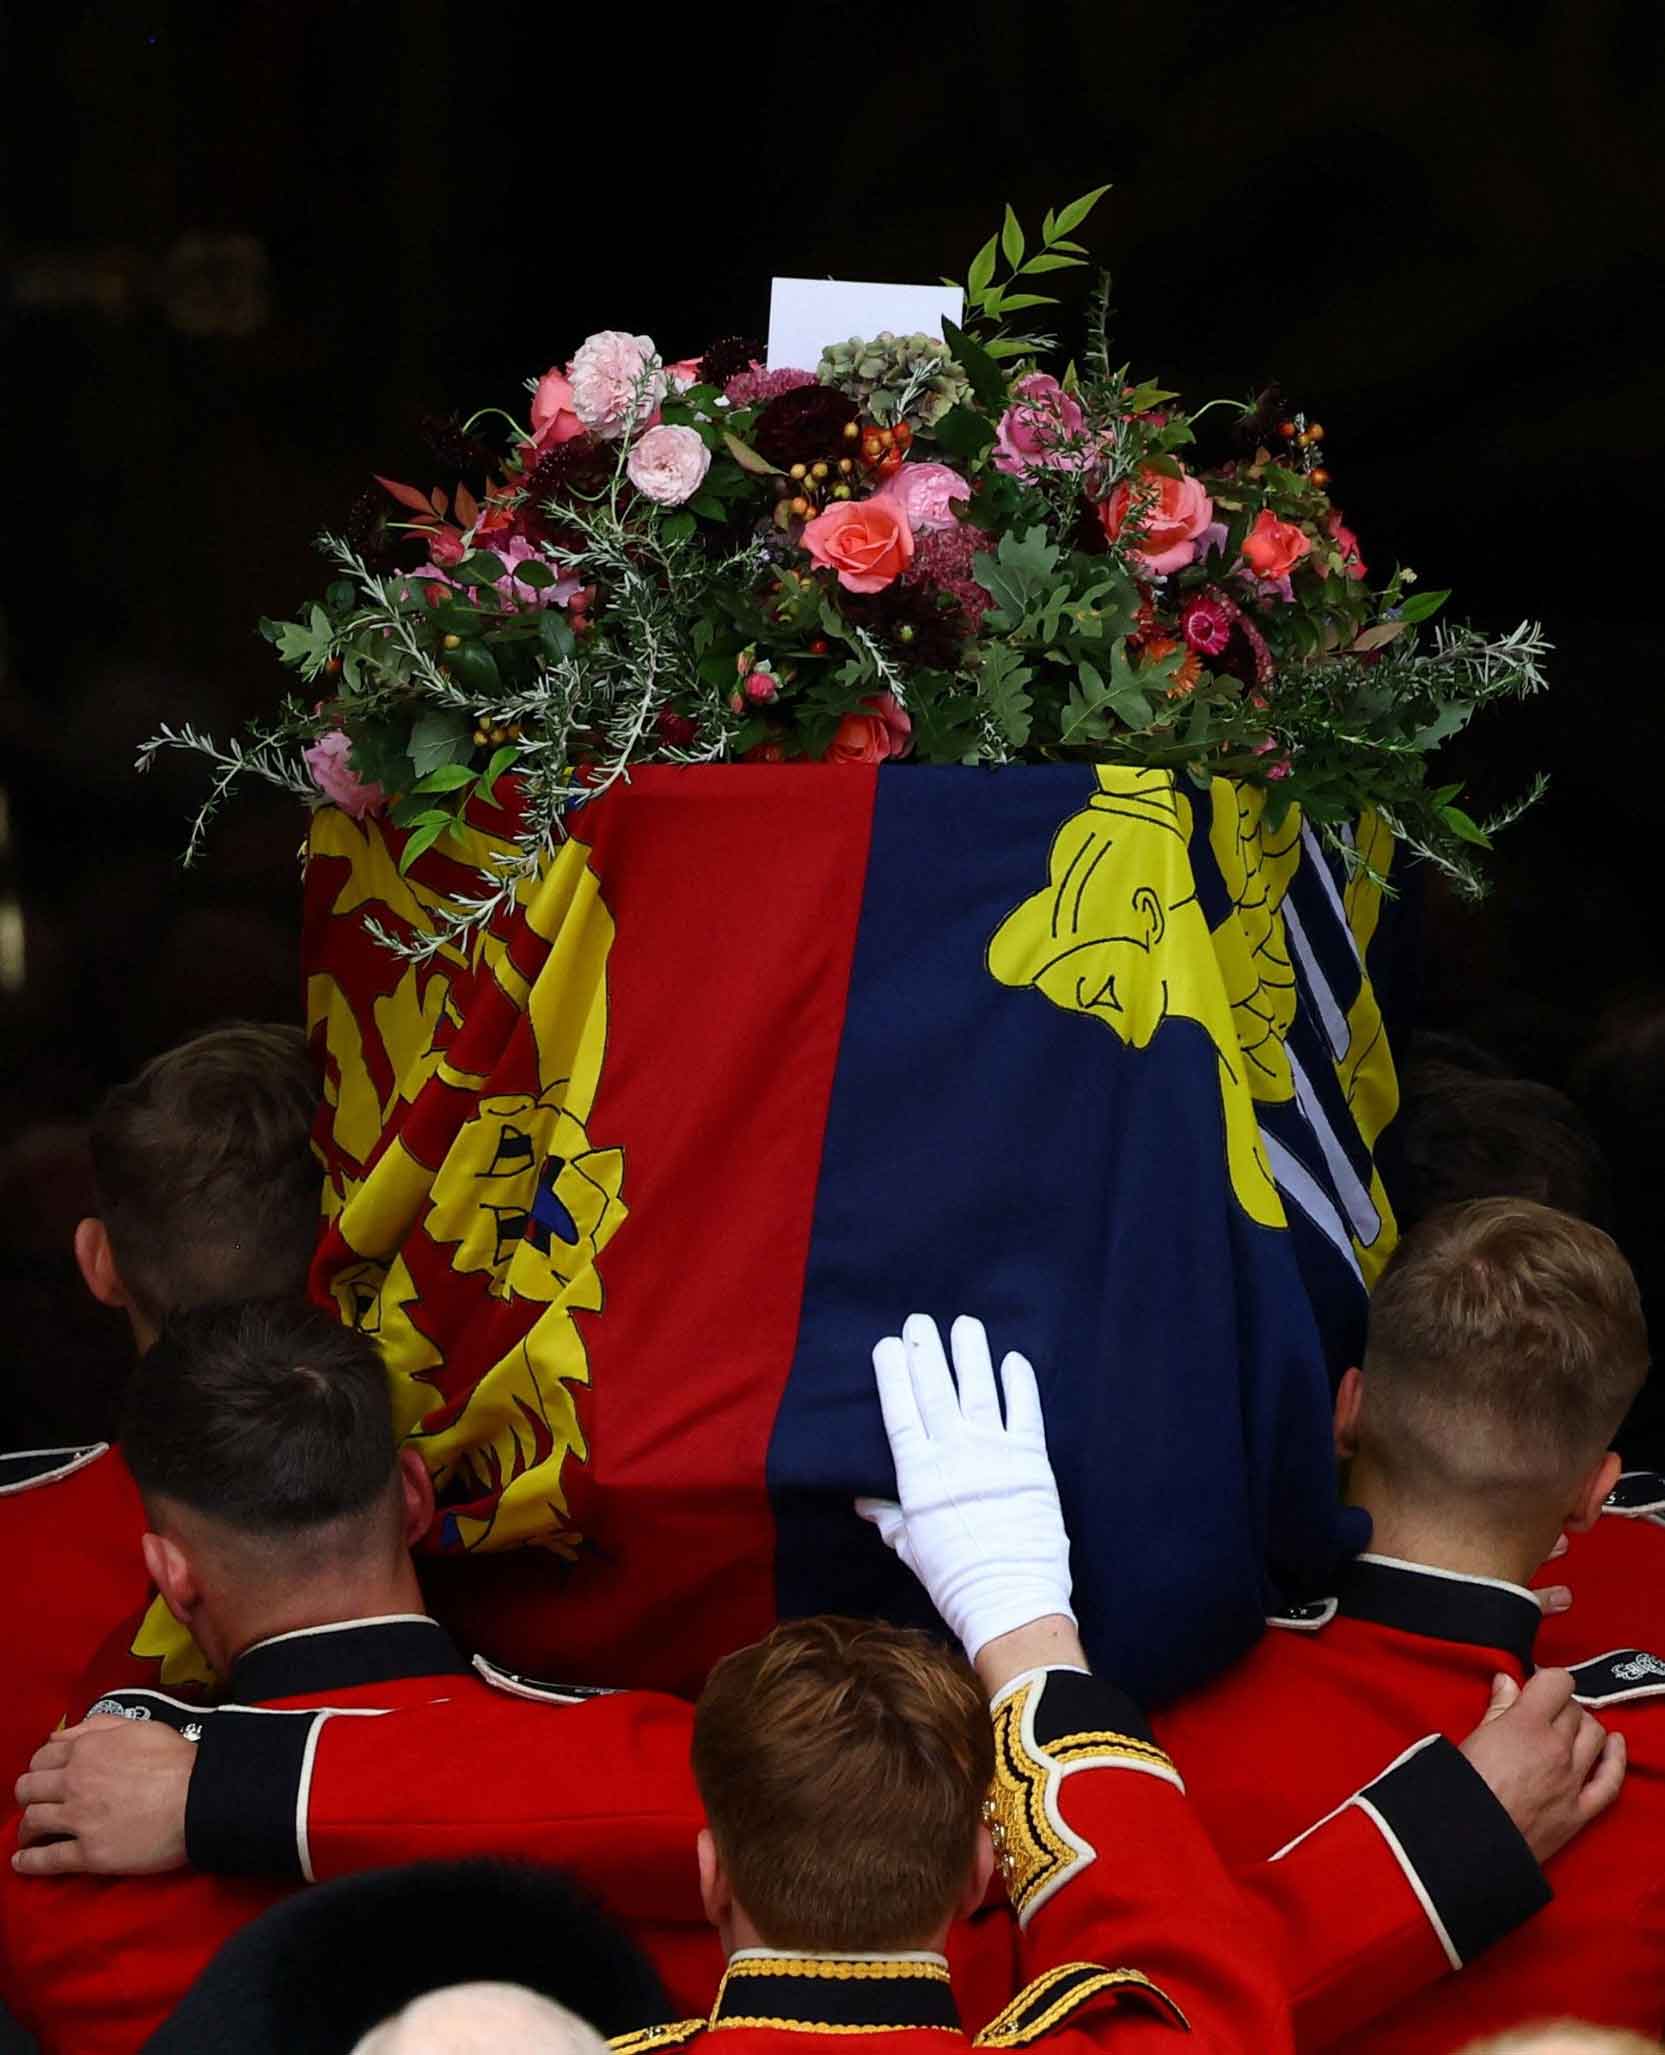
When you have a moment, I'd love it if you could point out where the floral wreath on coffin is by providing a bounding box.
[144,187,1547,955]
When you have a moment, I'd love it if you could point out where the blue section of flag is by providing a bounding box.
[766,767,1363,1707]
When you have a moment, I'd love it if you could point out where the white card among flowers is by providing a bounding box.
[766,278,965,373]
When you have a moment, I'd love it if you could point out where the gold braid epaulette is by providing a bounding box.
[974,1964,1188,2046]
[985,1677,1181,1926]
[609,2020,706,2053]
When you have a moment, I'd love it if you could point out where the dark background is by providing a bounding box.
[3,0,1662,1446]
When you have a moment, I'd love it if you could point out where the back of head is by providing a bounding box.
[353,1983,612,2055]
[1393,1070,1612,1236]
[121,1298,397,1575]
[1361,1198,1649,1514]
[1455,2025,1664,2055]
[692,1616,993,1953]
[89,1021,320,1324]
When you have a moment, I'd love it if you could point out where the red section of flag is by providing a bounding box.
[423,767,877,1694]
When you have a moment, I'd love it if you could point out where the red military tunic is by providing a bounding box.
[0,1444,149,1779]
[0,1614,493,2053]
[168,1639,1550,2038]
[608,1666,1290,2055]
[1157,1552,1665,2049]
[1535,1471,1665,1667]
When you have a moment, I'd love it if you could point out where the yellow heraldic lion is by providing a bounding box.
[987,766,1286,1229]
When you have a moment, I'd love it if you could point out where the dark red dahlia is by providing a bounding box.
[419,411,499,480]
[842,578,967,671]
[344,489,403,573]
[753,385,860,469]
[698,336,765,390]
[523,434,611,504]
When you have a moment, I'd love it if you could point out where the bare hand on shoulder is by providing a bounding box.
[1458,1668,1625,1865]
[11,1716,193,1877]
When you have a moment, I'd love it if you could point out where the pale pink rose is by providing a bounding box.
[665,357,705,391]
[1099,467,1216,575]
[876,460,971,534]
[567,331,666,441]
[823,692,913,765]
[530,368,585,448]
[993,373,1087,475]
[304,730,386,818]
[800,497,914,593]
[626,423,712,505]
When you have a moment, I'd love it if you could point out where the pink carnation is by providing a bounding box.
[568,330,666,441]
[304,730,385,818]
[876,461,971,534]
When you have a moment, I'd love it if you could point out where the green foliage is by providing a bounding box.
[149,181,1547,943]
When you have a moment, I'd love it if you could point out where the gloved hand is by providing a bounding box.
[856,1312,1075,1663]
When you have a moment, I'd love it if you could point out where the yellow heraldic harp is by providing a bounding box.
[987,766,1287,1229]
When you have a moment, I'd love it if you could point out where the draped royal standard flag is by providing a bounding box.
[298,763,1396,1705]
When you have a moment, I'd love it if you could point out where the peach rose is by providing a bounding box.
[801,497,915,593]
[1100,467,1215,575]
[1241,508,1312,582]
[530,368,584,448]
[823,692,913,765]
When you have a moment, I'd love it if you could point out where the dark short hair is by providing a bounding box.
[692,1617,993,1952]
[122,1299,395,1536]
[1392,1072,1612,1235]
[1364,1198,1649,1498]
[89,1022,321,1324]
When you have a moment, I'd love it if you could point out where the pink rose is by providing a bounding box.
[626,423,712,505]
[530,368,585,449]
[665,357,705,392]
[993,373,1087,476]
[1325,510,1368,582]
[567,331,666,441]
[801,497,915,593]
[1241,508,1312,582]
[304,730,386,818]
[1099,467,1216,575]
[876,460,971,534]
[823,692,913,765]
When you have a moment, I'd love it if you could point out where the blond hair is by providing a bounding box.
[1362,1198,1648,1505]
[1455,2023,1662,2055]
[692,1616,993,1951]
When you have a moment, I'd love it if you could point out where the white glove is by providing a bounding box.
[855,1312,1075,1662]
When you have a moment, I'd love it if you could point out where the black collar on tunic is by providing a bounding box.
[1338,1555,1542,1671]
[710,1956,962,2035]
[225,1614,470,1702]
